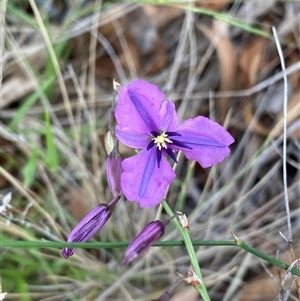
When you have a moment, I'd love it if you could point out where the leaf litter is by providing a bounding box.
[1,1,300,300]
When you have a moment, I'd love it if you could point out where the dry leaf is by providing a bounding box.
[275,90,300,138]
[237,32,267,137]
[286,50,300,90]
[200,19,237,120]
[212,20,237,91]
[118,35,141,72]
[142,5,183,30]
[67,189,90,222]
[239,37,266,87]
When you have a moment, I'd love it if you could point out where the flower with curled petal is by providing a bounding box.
[116,79,234,208]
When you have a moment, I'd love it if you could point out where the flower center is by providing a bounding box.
[152,132,172,150]
[147,131,192,168]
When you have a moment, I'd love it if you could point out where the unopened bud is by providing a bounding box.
[62,196,120,259]
[106,152,122,196]
[123,220,169,264]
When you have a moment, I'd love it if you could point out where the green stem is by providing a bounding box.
[162,200,211,301]
[2,239,299,277]
[229,232,300,277]
[1,239,236,249]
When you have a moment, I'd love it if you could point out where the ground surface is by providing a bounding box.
[1,1,300,300]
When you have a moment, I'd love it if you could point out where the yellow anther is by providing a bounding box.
[153,132,172,150]
[156,135,165,144]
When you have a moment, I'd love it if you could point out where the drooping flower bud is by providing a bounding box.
[106,151,122,197]
[123,220,170,264]
[62,195,120,259]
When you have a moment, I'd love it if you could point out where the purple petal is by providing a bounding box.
[121,148,175,208]
[116,126,149,149]
[159,101,178,131]
[115,80,164,133]
[175,116,234,168]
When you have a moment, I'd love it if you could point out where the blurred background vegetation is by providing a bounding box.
[1,0,299,300]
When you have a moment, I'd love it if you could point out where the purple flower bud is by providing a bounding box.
[106,151,122,197]
[123,220,169,264]
[62,196,120,259]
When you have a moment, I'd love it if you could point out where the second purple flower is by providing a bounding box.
[115,80,234,208]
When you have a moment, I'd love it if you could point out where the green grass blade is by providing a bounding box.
[127,0,273,39]
[7,2,38,28]
[22,149,38,188]
[45,111,58,170]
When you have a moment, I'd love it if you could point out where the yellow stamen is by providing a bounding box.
[153,132,172,150]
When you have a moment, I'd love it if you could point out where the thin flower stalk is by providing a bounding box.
[162,200,211,301]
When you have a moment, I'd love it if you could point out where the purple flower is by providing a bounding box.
[123,220,169,264]
[115,79,234,207]
[62,196,120,259]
